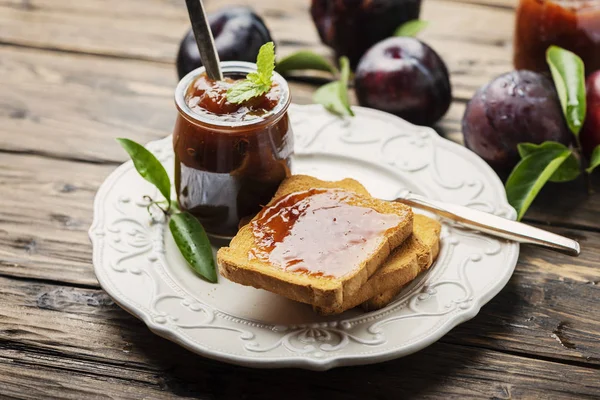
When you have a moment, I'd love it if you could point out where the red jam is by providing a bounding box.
[174,72,293,238]
[185,74,281,122]
[514,0,600,73]
[249,189,403,278]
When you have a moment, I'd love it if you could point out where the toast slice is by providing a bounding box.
[315,214,441,315]
[361,215,441,312]
[217,175,413,309]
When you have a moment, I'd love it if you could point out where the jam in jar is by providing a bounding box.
[173,61,293,238]
[514,0,600,73]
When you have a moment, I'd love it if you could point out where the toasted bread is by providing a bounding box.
[361,215,441,312]
[315,214,441,315]
[217,175,413,309]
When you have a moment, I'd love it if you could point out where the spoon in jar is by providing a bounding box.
[184,0,223,80]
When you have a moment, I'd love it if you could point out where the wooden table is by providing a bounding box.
[1,0,599,398]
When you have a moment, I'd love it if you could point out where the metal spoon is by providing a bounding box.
[184,0,223,80]
[396,193,581,256]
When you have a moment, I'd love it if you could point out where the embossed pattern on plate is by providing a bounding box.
[89,104,519,370]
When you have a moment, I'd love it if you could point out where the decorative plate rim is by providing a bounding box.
[89,104,519,370]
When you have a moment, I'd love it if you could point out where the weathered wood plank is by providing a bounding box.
[0,0,514,62]
[1,284,599,400]
[0,153,111,286]
[0,45,317,164]
[1,202,599,371]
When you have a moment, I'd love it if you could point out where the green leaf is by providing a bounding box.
[394,19,429,37]
[226,80,269,104]
[255,41,275,86]
[116,138,171,207]
[506,148,572,220]
[338,56,353,116]
[275,51,337,76]
[226,42,275,104]
[546,46,586,136]
[586,144,600,173]
[517,141,580,182]
[313,56,354,117]
[169,212,217,283]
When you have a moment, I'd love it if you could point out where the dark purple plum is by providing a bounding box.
[462,70,572,171]
[310,0,421,68]
[176,7,272,79]
[581,70,600,159]
[354,36,451,126]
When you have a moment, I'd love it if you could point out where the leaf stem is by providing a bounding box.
[575,136,593,194]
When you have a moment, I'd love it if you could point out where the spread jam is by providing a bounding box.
[173,63,293,238]
[514,0,600,73]
[249,189,403,278]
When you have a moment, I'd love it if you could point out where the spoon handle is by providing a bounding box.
[397,193,580,256]
[184,0,223,81]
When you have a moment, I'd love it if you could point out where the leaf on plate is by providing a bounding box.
[394,19,429,37]
[506,146,572,220]
[169,212,217,283]
[517,141,580,182]
[546,46,586,136]
[586,144,600,173]
[275,50,337,76]
[313,56,354,117]
[116,138,171,207]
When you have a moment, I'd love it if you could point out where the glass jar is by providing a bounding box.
[514,0,600,73]
[173,61,293,239]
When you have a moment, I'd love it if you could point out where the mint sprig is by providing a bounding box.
[226,42,275,104]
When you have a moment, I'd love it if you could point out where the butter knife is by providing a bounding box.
[396,193,580,256]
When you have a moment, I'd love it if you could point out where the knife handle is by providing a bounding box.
[398,193,580,256]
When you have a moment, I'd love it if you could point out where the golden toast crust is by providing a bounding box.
[217,175,413,309]
[361,215,442,312]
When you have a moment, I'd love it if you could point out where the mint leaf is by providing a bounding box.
[169,212,217,283]
[394,20,429,37]
[226,42,275,104]
[546,46,586,136]
[227,80,268,104]
[313,56,354,117]
[517,141,580,182]
[116,138,171,208]
[275,51,337,76]
[586,144,600,173]
[506,147,572,220]
[255,41,275,86]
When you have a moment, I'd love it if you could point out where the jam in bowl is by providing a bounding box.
[173,61,293,238]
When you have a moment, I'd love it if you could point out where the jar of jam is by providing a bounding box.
[173,61,293,239]
[514,0,600,73]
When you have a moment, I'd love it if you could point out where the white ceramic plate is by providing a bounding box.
[90,104,519,370]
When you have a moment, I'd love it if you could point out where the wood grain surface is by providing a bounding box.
[1,0,599,398]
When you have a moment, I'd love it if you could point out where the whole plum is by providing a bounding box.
[354,37,451,126]
[580,70,600,159]
[310,0,421,68]
[462,70,572,171]
[176,7,272,79]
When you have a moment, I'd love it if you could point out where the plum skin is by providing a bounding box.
[354,37,452,126]
[176,7,272,79]
[462,70,572,171]
[310,0,421,68]
[581,70,600,159]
